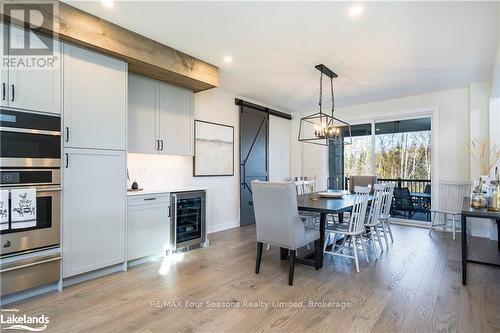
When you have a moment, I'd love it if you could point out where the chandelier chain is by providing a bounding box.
[318,71,323,113]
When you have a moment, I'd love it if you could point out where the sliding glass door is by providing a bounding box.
[328,116,432,223]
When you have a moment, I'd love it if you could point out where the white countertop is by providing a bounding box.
[126,187,207,196]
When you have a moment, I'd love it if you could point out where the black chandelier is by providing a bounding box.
[298,64,352,146]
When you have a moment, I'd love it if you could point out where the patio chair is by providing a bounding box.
[429,181,471,240]
[393,187,429,219]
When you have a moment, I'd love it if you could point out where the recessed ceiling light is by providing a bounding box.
[102,0,114,8]
[349,5,363,17]
[223,56,233,64]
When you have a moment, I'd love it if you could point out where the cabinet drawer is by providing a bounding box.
[127,194,170,207]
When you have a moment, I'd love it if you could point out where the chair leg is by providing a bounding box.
[452,215,456,240]
[288,250,296,286]
[375,227,384,253]
[353,242,360,273]
[444,213,447,232]
[381,222,389,249]
[314,239,321,270]
[429,211,436,235]
[255,242,263,274]
[360,236,369,263]
[370,228,379,257]
[386,220,394,243]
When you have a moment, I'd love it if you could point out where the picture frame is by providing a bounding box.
[193,120,234,177]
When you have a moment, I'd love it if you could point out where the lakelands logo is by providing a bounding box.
[1,1,59,70]
[1,309,49,332]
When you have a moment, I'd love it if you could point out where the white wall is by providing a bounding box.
[128,88,291,234]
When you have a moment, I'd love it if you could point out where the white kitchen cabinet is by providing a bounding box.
[62,148,126,278]
[128,74,193,156]
[63,43,127,150]
[159,83,193,156]
[127,194,170,261]
[1,24,61,114]
[128,74,159,154]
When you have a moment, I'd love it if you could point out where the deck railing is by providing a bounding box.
[337,177,431,193]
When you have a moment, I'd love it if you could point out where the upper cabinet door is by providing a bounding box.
[63,44,127,150]
[7,25,61,114]
[128,74,159,154]
[158,83,194,156]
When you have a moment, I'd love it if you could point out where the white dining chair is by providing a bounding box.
[363,184,386,257]
[429,181,471,240]
[324,186,371,273]
[377,182,396,247]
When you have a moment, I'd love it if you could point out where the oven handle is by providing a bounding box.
[0,127,61,136]
[0,256,61,273]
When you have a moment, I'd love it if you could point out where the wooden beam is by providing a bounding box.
[2,2,218,92]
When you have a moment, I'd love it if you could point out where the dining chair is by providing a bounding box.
[349,176,377,193]
[324,186,371,273]
[429,181,472,240]
[251,181,321,286]
[363,184,385,257]
[377,182,396,246]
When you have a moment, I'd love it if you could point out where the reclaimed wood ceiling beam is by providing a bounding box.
[3,2,219,92]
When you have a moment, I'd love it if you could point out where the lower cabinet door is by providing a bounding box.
[63,148,126,278]
[127,202,169,261]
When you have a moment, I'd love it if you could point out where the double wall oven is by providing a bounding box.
[0,109,62,296]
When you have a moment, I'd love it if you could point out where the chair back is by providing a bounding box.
[349,176,377,193]
[294,179,317,195]
[251,181,307,249]
[380,182,396,217]
[348,186,371,233]
[437,181,471,214]
[365,184,385,226]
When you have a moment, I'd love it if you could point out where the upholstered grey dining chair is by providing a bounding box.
[251,181,321,286]
[349,176,377,193]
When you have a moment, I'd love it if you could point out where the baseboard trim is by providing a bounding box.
[207,220,239,234]
[63,263,125,288]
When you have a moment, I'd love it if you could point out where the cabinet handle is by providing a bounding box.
[65,127,70,142]
[65,153,69,168]
[2,83,5,101]
[160,140,164,151]
[11,84,14,102]
[156,140,160,151]
[144,197,157,201]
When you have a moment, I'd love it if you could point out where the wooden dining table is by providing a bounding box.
[293,192,373,268]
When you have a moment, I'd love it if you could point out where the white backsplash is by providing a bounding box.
[127,153,187,190]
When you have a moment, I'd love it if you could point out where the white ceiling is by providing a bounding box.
[68,1,499,112]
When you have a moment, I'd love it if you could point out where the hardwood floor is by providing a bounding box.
[5,225,500,333]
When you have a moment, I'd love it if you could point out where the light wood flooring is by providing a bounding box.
[6,224,500,333]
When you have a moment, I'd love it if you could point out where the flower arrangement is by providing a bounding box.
[469,139,500,176]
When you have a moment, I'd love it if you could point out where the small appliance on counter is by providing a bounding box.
[126,169,142,192]
[170,190,206,251]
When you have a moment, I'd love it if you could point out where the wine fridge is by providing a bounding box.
[170,191,206,250]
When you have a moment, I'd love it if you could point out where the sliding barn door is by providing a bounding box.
[240,107,269,226]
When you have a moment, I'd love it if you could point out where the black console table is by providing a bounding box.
[461,197,500,285]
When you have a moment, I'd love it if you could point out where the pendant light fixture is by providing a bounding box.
[298,64,352,146]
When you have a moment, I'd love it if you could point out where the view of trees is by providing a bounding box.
[344,130,432,180]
